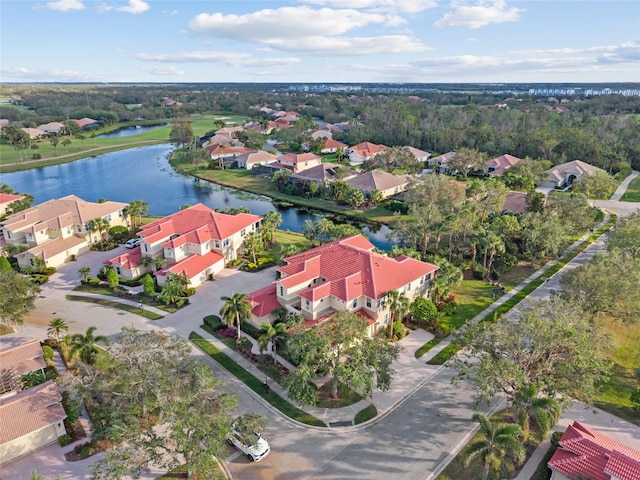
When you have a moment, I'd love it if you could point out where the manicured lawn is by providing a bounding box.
[66,295,164,320]
[595,317,640,425]
[189,332,326,427]
[271,229,313,249]
[440,280,495,330]
[620,176,640,202]
[354,404,378,424]
[315,382,363,408]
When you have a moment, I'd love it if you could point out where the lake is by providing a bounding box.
[2,144,393,249]
[95,124,168,138]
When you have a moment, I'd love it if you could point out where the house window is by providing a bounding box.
[116,267,121,275]
[77,224,82,232]
[405,283,411,292]
[352,299,357,309]
[66,227,71,234]
[366,298,372,308]
[305,300,310,308]
[215,240,220,248]
[223,238,230,247]
[376,298,383,309]
[241,229,246,237]
[106,214,112,221]
[280,286,284,296]
[384,313,389,324]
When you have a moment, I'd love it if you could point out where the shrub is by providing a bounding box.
[62,391,82,424]
[384,200,408,214]
[58,434,73,447]
[550,431,563,448]
[42,345,54,360]
[204,315,223,331]
[439,302,457,316]
[472,267,487,280]
[185,287,196,297]
[236,337,252,350]
[240,321,261,339]
[43,266,57,276]
[434,323,452,338]
[30,274,49,285]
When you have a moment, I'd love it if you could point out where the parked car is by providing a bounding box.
[125,238,140,249]
[227,424,270,462]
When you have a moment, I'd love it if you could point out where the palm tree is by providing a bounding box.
[301,219,316,245]
[258,321,288,364]
[463,413,525,480]
[220,293,252,339]
[139,255,154,273]
[262,210,282,245]
[87,217,110,249]
[368,189,384,207]
[158,273,189,306]
[68,326,109,365]
[77,266,92,283]
[243,231,263,265]
[47,317,68,342]
[384,290,409,340]
[153,256,167,272]
[513,385,562,442]
[314,217,333,243]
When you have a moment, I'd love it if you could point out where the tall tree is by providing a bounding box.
[261,210,282,246]
[87,217,110,248]
[243,231,263,265]
[169,121,194,146]
[220,293,252,339]
[463,413,525,480]
[448,147,488,178]
[0,270,40,325]
[285,311,401,403]
[513,384,562,442]
[124,200,149,229]
[451,298,612,406]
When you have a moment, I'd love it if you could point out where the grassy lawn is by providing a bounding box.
[620,176,640,202]
[155,463,225,480]
[189,332,326,427]
[595,317,640,425]
[315,382,364,408]
[65,295,164,320]
[271,229,313,249]
[440,280,495,331]
[354,404,378,424]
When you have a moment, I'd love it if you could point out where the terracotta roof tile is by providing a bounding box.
[156,251,224,279]
[0,339,45,379]
[248,284,281,318]
[0,381,66,445]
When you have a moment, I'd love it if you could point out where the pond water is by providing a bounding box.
[2,144,394,249]
[95,124,168,138]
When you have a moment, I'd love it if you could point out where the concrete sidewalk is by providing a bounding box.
[609,169,639,201]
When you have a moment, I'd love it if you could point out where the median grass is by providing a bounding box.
[620,176,640,202]
[354,404,378,424]
[189,332,326,427]
[415,338,441,359]
[65,295,163,320]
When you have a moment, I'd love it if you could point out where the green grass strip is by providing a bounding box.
[354,404,378,425]
[65,294,163,320]
[427,214,617,366]
[415,338,441,359]
[189,332,326,427]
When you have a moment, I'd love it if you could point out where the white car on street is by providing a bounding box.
[227,425,270,462]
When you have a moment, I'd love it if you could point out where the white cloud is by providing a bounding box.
[188,6,427,55]
[134,51,301,67]
[434,0,522,29]
[143,65,184,76]
[46,0,84,11]
[189,6,390,39]
[116,0,149,14]
[302,0,437,14]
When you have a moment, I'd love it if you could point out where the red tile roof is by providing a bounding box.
[502,191,527,214]
[278,235,438,303]
[488,154,522,176]
[548,421,640,480]
[104,249,142,269]
[0,193,25,205]
[248,284,281,318]
[139,203,261,245]
[156,251,223,279]
[0,339,45,379]
[277,153,321,165]
[205,143,251,156]
[348,142,388,159]
[323,138,348,150]
[0,380,66,445]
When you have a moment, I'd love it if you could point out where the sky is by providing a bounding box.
[1,0,639,84]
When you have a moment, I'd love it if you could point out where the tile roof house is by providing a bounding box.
[310,130,333,140]
[290,164,357,185]
[1,195,129,269]
[432,152,457,174]
[105,204,261,288]
[71,118,99,129]
[487,154,523,176]
[205,143,251,160]
[0,193,25,216]
[0,339,46,397]
[346,142,388,165]
[541,160,606,189]
[0,380,67,465]
[20,128,46,139]
[403,146,431,162]
[35,122,65,135]
[276,153,322,173]
[235,150,278,170]
[247,235,439,336]
[346,170,411,199]
[548,421,640,480]
[320,138,348,154]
